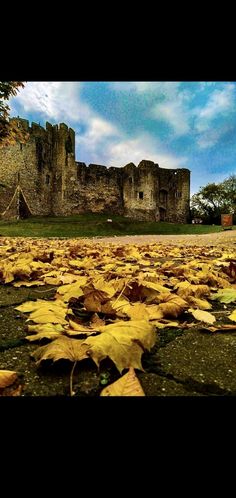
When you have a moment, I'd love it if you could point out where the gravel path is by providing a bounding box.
[91,229,236,246]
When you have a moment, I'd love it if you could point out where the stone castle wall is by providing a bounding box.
[0,118,190,222]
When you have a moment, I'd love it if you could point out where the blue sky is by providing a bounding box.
[9,81,236,195]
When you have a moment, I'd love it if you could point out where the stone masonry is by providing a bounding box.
[0,118,190,221]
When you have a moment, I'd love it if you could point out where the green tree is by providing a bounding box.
[0,81,28,147]
[191,176,236,223]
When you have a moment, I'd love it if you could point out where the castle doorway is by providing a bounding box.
[159,189,168,207]
[19,190,32,219]
[160,207,166,221]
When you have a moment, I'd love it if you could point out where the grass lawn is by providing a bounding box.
[0,213,228,238]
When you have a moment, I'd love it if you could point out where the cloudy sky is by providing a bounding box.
[9,81,236,195]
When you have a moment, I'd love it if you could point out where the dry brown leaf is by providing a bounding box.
[97,320,156,350]
[85,333,144,373]
[100,368,145,396]
[0,370,18,388]
[90,313,106,328]
[175,281,210,299]
[186,296,212,310]
[85,320,156,373]
[83,290,109,312]
[65,320,98,336]
[32,336,89,365]
[32,319,156,373]
[158,294,187,318]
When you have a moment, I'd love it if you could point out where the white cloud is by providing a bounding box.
[11,82,121,155]
[78,131,188,169]
[194,84,235,132]
[83,118,118,142]
[10,81,91,124]
[76,117,120,160]
[14,82,187,169]
[151,85,192,136]
[152,100,190,135]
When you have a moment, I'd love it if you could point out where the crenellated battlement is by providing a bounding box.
[10,117,75,141]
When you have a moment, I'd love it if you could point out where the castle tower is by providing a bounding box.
[123,160,160,221]
[0,118,54,217]
[50,123,76,215]
[158,167,190,223]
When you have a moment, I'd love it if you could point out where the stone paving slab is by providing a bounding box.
[156,330,236,395]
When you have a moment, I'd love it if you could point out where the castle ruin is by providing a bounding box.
[0,118,190,222]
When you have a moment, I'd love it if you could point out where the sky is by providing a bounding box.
[9,81,236,195]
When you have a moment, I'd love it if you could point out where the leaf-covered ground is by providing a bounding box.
[1,234,236,396]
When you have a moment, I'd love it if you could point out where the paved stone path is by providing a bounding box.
[91,229,236,246]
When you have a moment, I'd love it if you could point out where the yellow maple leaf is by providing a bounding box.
[140,280,169,293]
[119,302,150,321]
[56,278,87,302]
[145,304,164,320]
[13,280,45,287]
[32,319,155,373]
[92,277,117,298]
[68,257,94,269]
[85,333,144,373]
[32,336,89,365]
[26,323,64,341]
[27,305,71,325]
[98,320,156,349]
[16,299,68,313]
[100,368,145,396]
[175,281,210,299]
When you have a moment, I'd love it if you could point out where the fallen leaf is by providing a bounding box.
[210,288,236,304]
[56,278,87,302]
[13,280,45,287]
[158,294,187,318]
[229,310,236,322]
[32,336,89,365]
[26,323,64,341]
[85,320,156,373]
[186,296,212,310]
[0,370,18,388]
[189,308,216,324]
[100,368,145,396]
[175,281,210,299]
[16,299,68,313]
[27,307,71,325]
